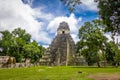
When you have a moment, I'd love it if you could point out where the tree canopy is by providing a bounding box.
[61,0,120,35]
[0,28,45,63]
[77,20,108,67]
[60,0,81,12]
[97,0,120,35]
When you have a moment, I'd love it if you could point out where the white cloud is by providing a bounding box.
[47,13,82,43]
[80,0,98,11]
[114,36,120,43]
[0,0,52,45]
[0,0,83,47]
[71,34,79,43]
[33,31,52,44]
[42,45,49,48]
[23,0,34,6]
[34,8,54,21]
[104,33,112,42]
[47,13,82,33]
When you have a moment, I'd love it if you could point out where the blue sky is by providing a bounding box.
[0,0,98,47]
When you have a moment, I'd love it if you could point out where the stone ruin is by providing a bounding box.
[0,22,86,68]
[0,56,15,68]
[0,56,32,68]
[40,21,76,66]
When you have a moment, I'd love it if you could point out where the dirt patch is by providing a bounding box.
[87,73,120,80]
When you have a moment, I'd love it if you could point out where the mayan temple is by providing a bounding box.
[40,21,76,66]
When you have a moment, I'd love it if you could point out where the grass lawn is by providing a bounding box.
[0,66,120,80]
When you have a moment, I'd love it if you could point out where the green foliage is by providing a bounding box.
[60,0,81,12]
[0,30,13,55]
[23,41,42,63]
[77,20,108,67]
[39,45,45,55]
[0,28,44,63]
[97,0,120,34]
[97,0,120,65]
[105,41,120,66]
[12,28,31,43]
[111,42,120,66]
[105,41,115,65]
[78,23,120,66]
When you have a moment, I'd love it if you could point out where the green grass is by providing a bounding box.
[0,66,120,80]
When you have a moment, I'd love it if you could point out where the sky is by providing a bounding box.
[0,0,99,47]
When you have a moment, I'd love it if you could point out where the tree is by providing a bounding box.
[105,41,120,67]
[105,41,115,65]
[0,28,44,63]
[60,0,81,12]
[110,42,120,67]
[96,0,120,36]
[23,41,42,63]
[12,28,31,43]
[38,45,45,55]
[96,1,120,65]
[11,37,26,62]
[77,20,108,67]
[11,28,31,62]
[0,30,13,56]
[61,0,120,37]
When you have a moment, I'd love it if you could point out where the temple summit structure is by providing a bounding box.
[40,21,76,66]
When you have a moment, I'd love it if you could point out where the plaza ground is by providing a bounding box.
[0,66,120,80]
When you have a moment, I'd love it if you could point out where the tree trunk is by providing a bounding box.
[97,61,101,68]
[96,54,101,68]
[111,33,117,68]
[101,46,106,67]
[115,62,119,68]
